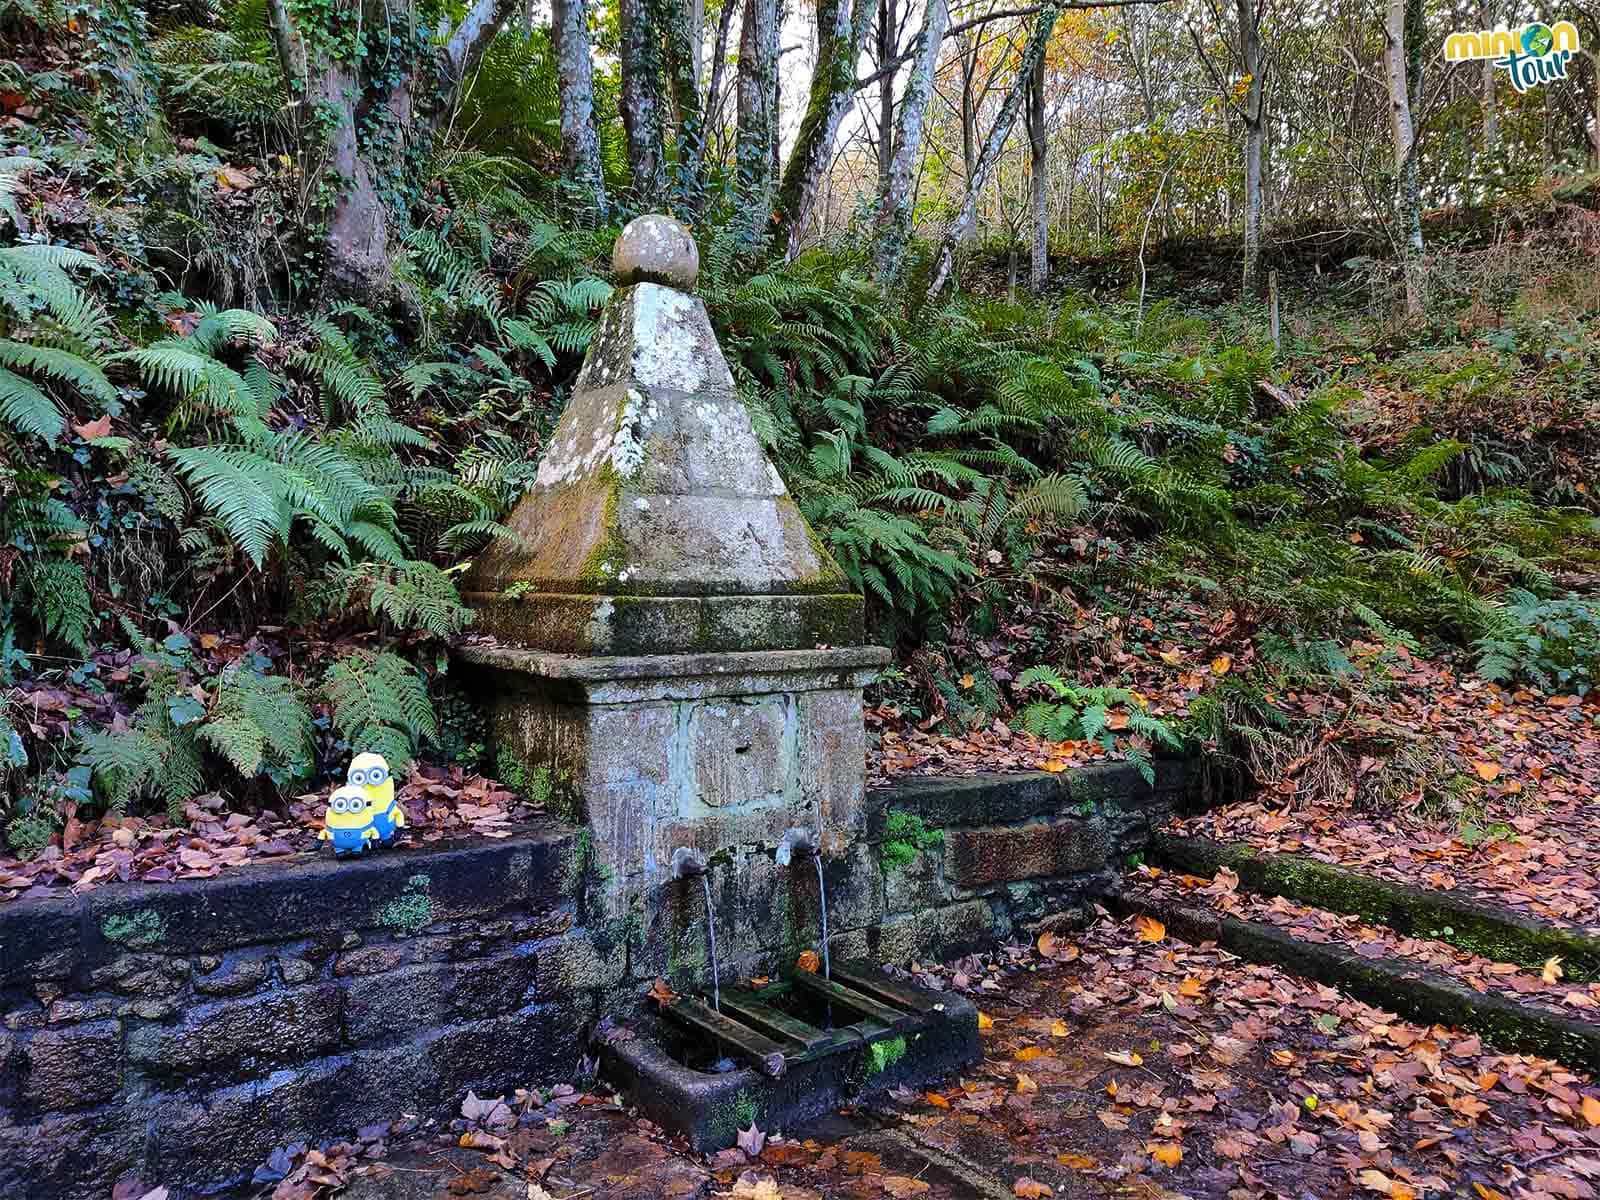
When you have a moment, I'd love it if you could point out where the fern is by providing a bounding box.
[323,650,438,773]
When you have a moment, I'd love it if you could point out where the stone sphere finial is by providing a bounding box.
[612,214,699,291]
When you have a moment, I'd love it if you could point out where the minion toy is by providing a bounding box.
[318,753,406,856]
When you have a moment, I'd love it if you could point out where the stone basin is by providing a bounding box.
[596,961,980,1150]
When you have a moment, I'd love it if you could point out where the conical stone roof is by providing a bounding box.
[463,215,863,655]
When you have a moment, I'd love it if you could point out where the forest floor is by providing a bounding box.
[241,915,1600,1200]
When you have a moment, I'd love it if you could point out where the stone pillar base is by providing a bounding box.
[457,644,890,891]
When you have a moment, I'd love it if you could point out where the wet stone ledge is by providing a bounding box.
[0,822,590,1200]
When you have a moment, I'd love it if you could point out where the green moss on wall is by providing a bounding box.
[378,874,434,935]
[881,809,943,872]
[869,1034,907,1074]
[102,908,166,948]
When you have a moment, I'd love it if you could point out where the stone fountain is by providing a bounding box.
[458,216,977,1146]
[459,215,888,917]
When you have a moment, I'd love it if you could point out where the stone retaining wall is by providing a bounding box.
[0,761,1194,1199]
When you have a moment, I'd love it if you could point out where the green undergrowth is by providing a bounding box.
[2,0,1596,850]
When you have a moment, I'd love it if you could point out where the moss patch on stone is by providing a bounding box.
[1153,833,1600,981]
[576,479,628,590]
[881,809,943,873]
[706,1088,760,1145]
[378,874,434,936]
[102,908,166,948]
[869,1034,907,1074]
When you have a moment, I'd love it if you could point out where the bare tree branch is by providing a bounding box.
[857,0,1175,90]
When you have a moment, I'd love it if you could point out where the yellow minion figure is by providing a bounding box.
[318,753,406,856]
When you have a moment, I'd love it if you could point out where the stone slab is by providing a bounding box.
[947,819,1111,889]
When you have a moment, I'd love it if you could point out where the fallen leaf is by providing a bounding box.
[730,1172,781,1200]
[647,977,677,1006]
[1056,1152,1096,1169]
[1472,760,1501,782]
[1013,1179,1051,1199]
[1133,914,1166,943]
[924,1091,950,1108]
[977,1011,994,1032]
[1545,956,1565,984]
[883,1176,931,1197]
[1582,1095,1600,1127]
[1015,1073,1038,1094]
[1105,1050,1143,1067]
[796,950,821,974]
[1148,1142,1182,1167]
[1211,654,1232,676]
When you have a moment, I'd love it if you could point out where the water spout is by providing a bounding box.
[671,846,708,879]
[775,826,817,867]
[669,847,719,1010]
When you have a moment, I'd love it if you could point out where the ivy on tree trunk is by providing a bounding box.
[773,0,875,259]
[265,0,516,302]
[620,0,668,206]
[736,0,780,241]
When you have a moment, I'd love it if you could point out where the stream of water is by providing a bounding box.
[700,873,720,1011]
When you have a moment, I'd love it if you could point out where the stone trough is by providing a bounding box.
[598,961,979,1151]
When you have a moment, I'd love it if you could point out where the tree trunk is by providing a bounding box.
[960,42,978,181]
[869,0,948,283]
[1382,0,1425,316]
[1237,0,1264,296]
[1585,50,1600,169]
[1480,0,1499,158]
[1027,50,1048,294]
[553,0,608,216]
[263,0,515,301]
[773,0,875,257]
[703,0,741,190]
[736,0,780,240]
[620,0,669,205]
[664,0,706,213]
[875,0,897,195]
[927,0,1067,299]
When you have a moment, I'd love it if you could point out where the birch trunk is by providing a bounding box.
[736,0,780,240]
[1382,0,1425,315]
[1027,50,1048,294]
[553,0,608,216]
[1237,0,1264,295]
[927,0,1067,298]
[869,0,949,283]
[773,0,875,258]
[620,0,668,205]
[875,0,897,195]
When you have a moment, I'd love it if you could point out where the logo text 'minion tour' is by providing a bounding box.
[1444,21,1582,93]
